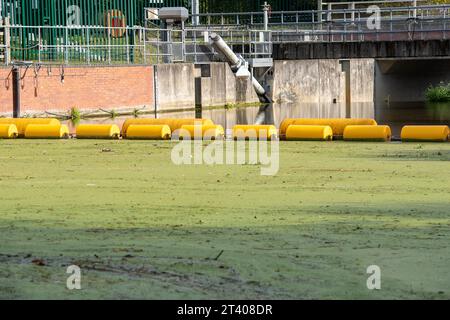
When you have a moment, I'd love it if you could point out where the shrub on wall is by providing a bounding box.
[425,82,450,102]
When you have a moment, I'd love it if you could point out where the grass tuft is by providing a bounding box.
[70,107,81,121]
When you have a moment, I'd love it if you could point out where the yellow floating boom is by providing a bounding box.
[24,124,69,139]
[0,118,60,137]
[126,125,172,140]
[232,125,278,140]
[76,124,120,139]
[280,118,377,138]
[0,124,19,139]
[344,125,392,142]
[122,118,214,137]
[178,125,225,140]
[401,125,449,142]
[286,125,333,141]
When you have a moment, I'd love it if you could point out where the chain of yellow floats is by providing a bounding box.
[0,118,448,142]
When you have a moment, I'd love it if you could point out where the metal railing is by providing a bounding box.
[190,4,449,43]
[2,25,180,65]
[189,3,449,29]
[0,18,7,64]
[0,31,5,63]
[1,3,448,66]
[0,24,272,66]
[270,4,449,43]
[184,29,272,64]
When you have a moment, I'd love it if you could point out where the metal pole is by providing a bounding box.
[3,17,10,65]
[38,26,41,64]
[12,66,21,118]
[108,26,112,64]
[318,0,323,24]
[65,27,69,65]
[143,28,147,64]
[350,3,355,23]
[413,0,417,19]
[192,0,200,26]
[263,2,270,31]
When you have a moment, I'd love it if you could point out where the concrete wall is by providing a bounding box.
[349,59,375,118]
[0,62,262,116]
[319,59,347,118]
[271,59,375,119]
[271,59,346,118]
[0,65,154,116]
[155,63,195,112]
[273,40,450,60]
[196,62,260,108]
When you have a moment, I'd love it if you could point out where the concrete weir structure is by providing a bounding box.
[0,60,377,120]
[154,62,260,112]
[194,63,260,108]
[271,59,375,119]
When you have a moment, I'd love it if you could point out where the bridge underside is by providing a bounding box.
[273,40,450,60]
[375,57,450,135]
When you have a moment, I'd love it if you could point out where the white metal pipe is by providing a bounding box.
[210,32,268,99]
[252,76,266,96]
[209,32,241,67]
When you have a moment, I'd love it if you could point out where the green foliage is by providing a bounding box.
[426,0,450,4]
[70,107,81,121]
[199,0,316,13]
[110,109,118,119]
[425,82,450,102]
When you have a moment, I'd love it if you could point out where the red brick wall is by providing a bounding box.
[0,65,154,114]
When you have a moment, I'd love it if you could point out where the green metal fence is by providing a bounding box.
[0,0,145,61]
[0,0,143,26]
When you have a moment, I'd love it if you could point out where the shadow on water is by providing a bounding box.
[62,101,450,137]
[376,101,450,137]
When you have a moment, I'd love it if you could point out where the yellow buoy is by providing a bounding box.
[279,118,377,137]
[232,125,278,140]
[24,124,69,139]
[76,124,120,139]
[286,125,333,141]
[0,124,19,139]
[344,125,392,142]
[126,125,172,140]
[401,125,449,142]
[170,119,214,132]
[279,119,297,138]
[0,118,60,137]
[122,118,214,137]
[178,125,225,140]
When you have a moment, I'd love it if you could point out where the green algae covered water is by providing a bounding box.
[0,139,449,299]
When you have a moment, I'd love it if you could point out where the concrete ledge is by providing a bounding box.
[274,40,450,60]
